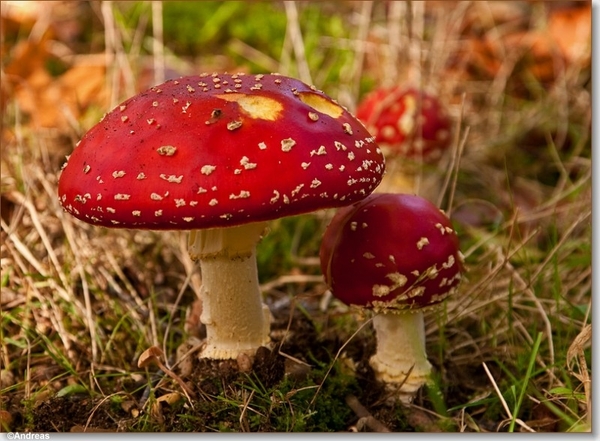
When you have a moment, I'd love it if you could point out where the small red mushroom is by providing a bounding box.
[58,72,385,360]
[320,193,464,403]
[356,86,452,198]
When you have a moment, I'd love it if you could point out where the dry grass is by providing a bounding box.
[0,0,591,432]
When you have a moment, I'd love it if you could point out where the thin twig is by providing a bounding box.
[482,362,535,432]
[309,317,372,408]
[260,274,323,292]
[347,1,372,106]
[444,120,470,217]
[162,269,195,357]
[438,90,466,208]
[152,1,165,85]
[283,1,312,84]
[346,394,391,432]
[239,389,255,432]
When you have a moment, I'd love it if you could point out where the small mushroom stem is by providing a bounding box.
[189,222,271,359]
[376,156,443,201]
[376,156,419,194]
[369,311,432,404]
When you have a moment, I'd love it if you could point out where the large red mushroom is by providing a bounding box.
[320,193,463,403]
[356,86,452,198]
[58,72,385,360]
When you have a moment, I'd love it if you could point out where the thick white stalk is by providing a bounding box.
[369,311,432,404]
[189,222,271,359]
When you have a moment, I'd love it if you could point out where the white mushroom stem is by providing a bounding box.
[375,156,420,194]
[188,221,272,359]
[369,311,432,404]
[375,155,443,201]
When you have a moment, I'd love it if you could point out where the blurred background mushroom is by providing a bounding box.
[355,85,453,201]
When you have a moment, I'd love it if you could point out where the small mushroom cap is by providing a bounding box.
[58,73,385,230]
[320,193,463,313]
[138,346,165,368]
[355,86,452,163]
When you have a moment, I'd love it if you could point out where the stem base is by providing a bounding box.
[369,312,432,404]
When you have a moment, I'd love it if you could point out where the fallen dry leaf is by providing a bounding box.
[547,4,591,67]
[443,2,590,95]
[9,55,108,131]
[0,409,13,431]
[156,392,183,406]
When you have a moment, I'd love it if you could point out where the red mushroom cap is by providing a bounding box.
[58,73,385,230]
[355,86,452,163]
[320,193,463,313]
